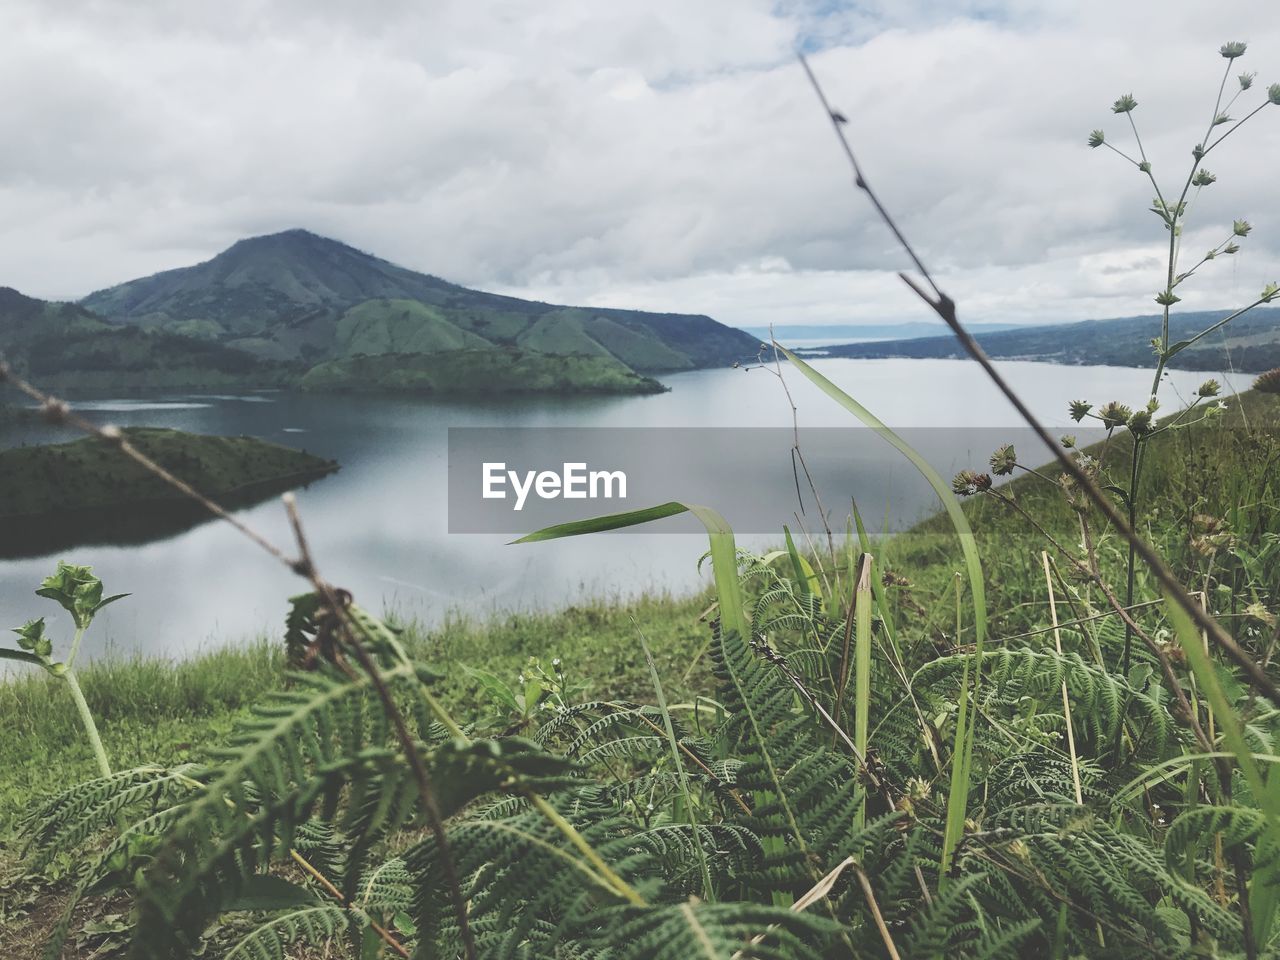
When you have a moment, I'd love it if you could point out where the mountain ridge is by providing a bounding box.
[81,229,760,373]
[804,307,1280,372]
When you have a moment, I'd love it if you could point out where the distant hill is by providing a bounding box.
[808,308,1280,372]
[82,229,760,374]
[748,321,1023,343]
[0,287,287,390]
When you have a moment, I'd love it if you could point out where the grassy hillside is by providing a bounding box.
[81,229,761,373]
[812,306,1280,372]
[0,287,289,389]
[299,347,665,395]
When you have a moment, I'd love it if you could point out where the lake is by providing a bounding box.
[0,358,1250,663]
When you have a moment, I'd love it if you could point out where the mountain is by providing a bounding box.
[747,321,1024,343]
[0,287,286,390]
[808,308,1280,373]
[82,229,760,373]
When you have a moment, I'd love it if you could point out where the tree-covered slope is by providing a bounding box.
[299,348,665,395]
[810,307,1280,371]
[0,287,287,389]
[82,229,760,372]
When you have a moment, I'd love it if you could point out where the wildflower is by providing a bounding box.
[989,444,1017,476]
[1253,368,1280,394]
[1262,282,1280,303]
[1234,219,1252,237]
[1138,161,1152,173]
[1154,290,1180,306]
[1191,169,1216,186]
[1239,71,1256,90]
[1192,143,1205,160]
[1088,129,1105,148]
[1097,401,1133,430]
[1212,112,1232,126]
[1270,83,1280,106]
[1060,434,1076,448]
[1219,41,1247,59]
[951,470,991,497]
[1111,94,1137,114]
[1225,242,1241,254]
[1197,379,1221,398]
[1069,399,1092,422]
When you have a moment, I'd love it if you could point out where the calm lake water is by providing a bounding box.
[0,358,1250,664]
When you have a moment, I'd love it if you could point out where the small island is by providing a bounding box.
[0,427,338,557]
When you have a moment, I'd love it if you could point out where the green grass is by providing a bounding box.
[0,591,711,837]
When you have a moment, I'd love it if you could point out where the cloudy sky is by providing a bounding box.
[2,1,1278,330]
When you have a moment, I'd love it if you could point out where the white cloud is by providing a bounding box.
[1,0,1278,325]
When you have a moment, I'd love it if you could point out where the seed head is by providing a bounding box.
[951,470,992,497]
[989,444,1017,476]
[1192,144,1206,161]
[1060,434,1076,449]
[1234,219,1253,237]
[1111,94,1138,114]
[1254,368,1280,395]
[1126,409,1153,436]
[1154,290,1181,306]
[1097,401,1133,430]
[1197,379,1221,398]
[1088,129,1105,148]
[1220,41,1247,59]
[1191,169,1216,187]
[1262,282,1280,303]
[1138,160,1152,173]
[1240,71,1256,91]
[1069,399,1092,422]
[1225,242,1241,255]
[1270,83,1280,106]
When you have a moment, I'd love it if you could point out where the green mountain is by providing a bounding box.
[81,229,760,374]
[810,307,1280,372]
[0,287,286,390]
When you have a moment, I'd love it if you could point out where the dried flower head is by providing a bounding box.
[1069,399,1092,422]
[1126,409,1153,435]
[882,570,913,588]
[1088,129,1105,148]
[1191,514,1236,557]
[1097,401,1133,430]
[989,444,1017,476]
[1060,434,1076,449]
[1244,602,1276,628]
[1234,219,1253,237]
[952,470,992,497]
[1240,71,1256,90]
[1197,379,1221,398]
[1111,94,1138,114]
[1191,169,1216,187]
[1225,242,1241,254]
[1270,83,1280,106]
[1219,41,1247,59]
[1253,368,1280,395]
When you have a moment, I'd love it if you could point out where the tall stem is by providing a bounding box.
[67,624,87,670]
[1122,438,1143,676]
[62,669,111,778]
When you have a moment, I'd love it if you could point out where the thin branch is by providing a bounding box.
[795,54,1280,713]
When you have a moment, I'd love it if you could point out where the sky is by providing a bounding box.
[2,0,1279,331]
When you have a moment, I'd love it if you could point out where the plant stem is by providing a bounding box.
[62,668,111,778]
[66,624,87,670]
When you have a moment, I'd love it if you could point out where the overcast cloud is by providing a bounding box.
[2,0,1278,329]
